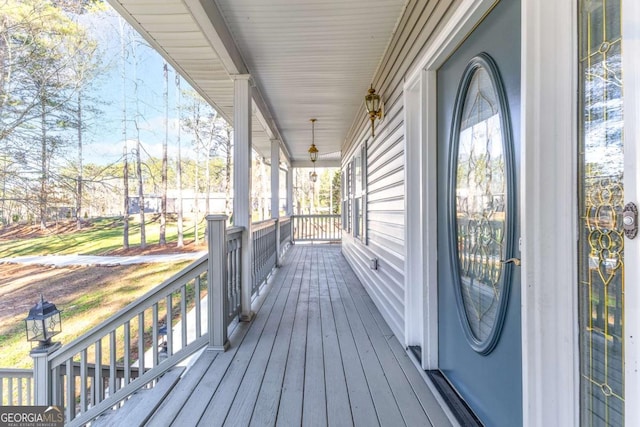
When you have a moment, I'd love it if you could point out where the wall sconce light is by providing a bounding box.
[25,294,62,350]
[308,118,318,163]
[365,84,383,137]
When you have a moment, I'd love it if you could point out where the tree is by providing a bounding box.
[0,0,100,229]
[159,61,168,245]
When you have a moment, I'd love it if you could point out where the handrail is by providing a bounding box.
[22,215,294,424]
[48,256,208,367]
[292,214,341,242]
[37,221,246,424]
[0,369,33,406]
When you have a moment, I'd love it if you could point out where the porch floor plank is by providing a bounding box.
[146,245,451,427]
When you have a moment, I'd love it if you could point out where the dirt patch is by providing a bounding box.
[0,263,138,329]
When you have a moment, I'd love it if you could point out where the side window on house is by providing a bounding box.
[353,150,363,240]
[342,164,351,232]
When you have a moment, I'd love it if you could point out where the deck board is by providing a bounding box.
[148,245,451,427]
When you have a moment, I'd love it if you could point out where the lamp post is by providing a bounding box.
[25,295,62,351]
[26,295,62,406]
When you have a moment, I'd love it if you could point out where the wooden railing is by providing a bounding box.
[0,369,33,406]
[16,215,292,425]
[292,214,341,242]
[252,219,278,296]
[280,217,292,251]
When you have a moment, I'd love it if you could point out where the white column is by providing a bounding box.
[286,168,294,216]
[206,215,229,351]
[232,75,254,322]
[271,140,281,266]
[31,342,61,405]
[271,139,280,219]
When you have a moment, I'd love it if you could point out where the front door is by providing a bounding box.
[436,0,521,425]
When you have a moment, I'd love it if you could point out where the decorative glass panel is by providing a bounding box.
[449,54,515,354]
[578,0,624,425]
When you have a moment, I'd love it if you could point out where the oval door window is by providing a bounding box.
[448,53,516,355]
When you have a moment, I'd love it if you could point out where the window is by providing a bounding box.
[342,144,367,242]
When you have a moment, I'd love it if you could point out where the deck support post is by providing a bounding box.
[232,75,254,322]
[31,342,60,405]
[271,139,281,266]
[286,168,293,217]
[207,215,229,351]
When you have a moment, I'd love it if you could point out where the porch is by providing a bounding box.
[141,244,449,427]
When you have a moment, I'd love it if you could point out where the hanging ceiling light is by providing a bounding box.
[308,118,318,163]
[365,84,383,137]
[308,119,318,183]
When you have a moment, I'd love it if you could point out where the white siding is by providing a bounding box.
[341,0,461,343]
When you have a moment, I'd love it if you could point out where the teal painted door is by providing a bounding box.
[436,0,522,425]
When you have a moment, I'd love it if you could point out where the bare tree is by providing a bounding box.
[159,61,168,245]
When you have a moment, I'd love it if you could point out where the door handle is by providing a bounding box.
[500,258,521,267]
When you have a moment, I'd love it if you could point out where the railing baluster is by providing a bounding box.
[138,312,145,375]
[152,304,159,367]
[17,378,22,405]
[27,376,32,405]
[181,285,187,349]
[65,358,75,421]
[7,378,12,406]
[166,294,173,357]
[195,276,202,339]
[109,331,116,397]
[80,349,88,413]
[94,340,102,404]
[124,321,131,385]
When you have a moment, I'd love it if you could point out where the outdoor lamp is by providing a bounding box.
[158,324,168,361]
[365,84,383,137]
[308,118,318,163]
[309,171,318,183]
[25,294,62,349]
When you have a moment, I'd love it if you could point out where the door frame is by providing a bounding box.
[404,0,597,425]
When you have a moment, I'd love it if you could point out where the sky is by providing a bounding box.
[75,5,202,166]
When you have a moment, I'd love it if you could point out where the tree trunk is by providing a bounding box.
[225,127,232,218]
[39,96,47,230]
[159,62,168,245]
[176,76,183,247]
[76,91,83,230]
[123,148,129,249]
[120,17,129,250]
[194,144,199,245]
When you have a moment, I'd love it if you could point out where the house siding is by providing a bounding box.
[341,0,461,343]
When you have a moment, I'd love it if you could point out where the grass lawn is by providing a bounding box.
[0,217,207,369]
[0,216,208,257]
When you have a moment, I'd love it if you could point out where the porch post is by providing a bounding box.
[232,74,254,322]
[206,215,229,351]
[286,168,293,216]
[271,139,281,265]
[31,343,60,405]
[270,139,280,219]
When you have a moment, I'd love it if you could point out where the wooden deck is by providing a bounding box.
[145,245,451,427]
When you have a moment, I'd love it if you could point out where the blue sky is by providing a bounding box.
[76,6,201,166]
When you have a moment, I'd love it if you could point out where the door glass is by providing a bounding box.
[578,0,624,425]
[450,54,515,354]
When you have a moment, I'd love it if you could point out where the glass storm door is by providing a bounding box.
[436,0,521,425]
[578,0,626,425]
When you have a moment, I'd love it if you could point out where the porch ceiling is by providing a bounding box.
[108,0,407,164]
